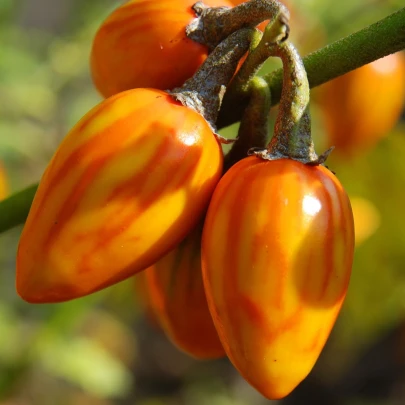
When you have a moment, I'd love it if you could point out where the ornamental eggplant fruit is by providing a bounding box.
[144,226,225,359]
[202,157,354,399]
[90,0,233,98]
[319,52,405,157]
[17,88,223,303]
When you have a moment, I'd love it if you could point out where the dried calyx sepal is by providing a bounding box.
[247,34,333,165]
[187,0,289,50]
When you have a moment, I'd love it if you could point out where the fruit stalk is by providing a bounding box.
[224,77,271,170]
[249,40,328,164]
[226,10,289,96]
[266,41,317,162]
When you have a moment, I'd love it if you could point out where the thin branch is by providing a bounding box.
[0,184,37,232]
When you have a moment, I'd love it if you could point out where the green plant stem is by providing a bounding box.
[217,6,405,128]
[1,7,405,234]
[0,184,37,231]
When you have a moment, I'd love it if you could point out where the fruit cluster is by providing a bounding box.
[16,0,355,400]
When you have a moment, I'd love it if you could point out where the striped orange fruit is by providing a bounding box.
[17,88,223,303]
[91,0,233,98]
[145,225,225,359]
[319,52,405,156]
[202,157,354,399]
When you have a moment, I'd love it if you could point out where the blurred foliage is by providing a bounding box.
[1,0,405,404]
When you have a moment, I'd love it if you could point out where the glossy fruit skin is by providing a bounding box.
[0,162,9,200]
[91,0,233,98]
[144,226,225,359]
[17,88,223,303]
[320,52,405,156]
[202,157,354,399]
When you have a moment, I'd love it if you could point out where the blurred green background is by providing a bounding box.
[1,0,405,404]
